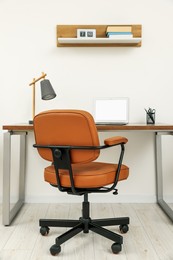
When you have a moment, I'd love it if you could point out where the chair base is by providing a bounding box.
[39,193,129,255]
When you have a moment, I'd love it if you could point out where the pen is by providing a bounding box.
[145,108,155,124]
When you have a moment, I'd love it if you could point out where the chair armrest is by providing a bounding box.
[104,136,128,146]
[33,136,128,151]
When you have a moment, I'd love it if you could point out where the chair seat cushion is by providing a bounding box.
[44,162,129,188]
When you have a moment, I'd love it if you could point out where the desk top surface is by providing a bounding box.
[2,123,173,132]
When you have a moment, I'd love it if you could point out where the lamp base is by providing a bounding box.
[29,120,33,124]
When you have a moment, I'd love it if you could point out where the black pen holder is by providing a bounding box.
[146,112,155,124]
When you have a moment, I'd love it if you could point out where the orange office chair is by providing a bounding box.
[33,109,129,256]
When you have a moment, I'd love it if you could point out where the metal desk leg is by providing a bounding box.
[155,132,173,222]
[3,131,27,226]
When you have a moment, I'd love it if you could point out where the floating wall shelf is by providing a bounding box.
[57,24,142,47]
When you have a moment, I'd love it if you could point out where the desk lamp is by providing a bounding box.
[29,72,56,124]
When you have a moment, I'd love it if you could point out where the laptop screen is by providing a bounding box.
[94,97,129,125]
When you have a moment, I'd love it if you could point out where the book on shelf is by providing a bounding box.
[106,32,132,35]
[106,26,132,33]
[106,32,133,39]
[107,35,133,39]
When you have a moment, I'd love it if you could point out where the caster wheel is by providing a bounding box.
[40,226,50,236]
[50,244,61,256]
[119,224,129,234]
[111,243,122,254]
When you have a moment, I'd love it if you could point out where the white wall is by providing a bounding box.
[1,0,173,203]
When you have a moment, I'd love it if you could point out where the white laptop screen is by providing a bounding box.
[94,98,129,124]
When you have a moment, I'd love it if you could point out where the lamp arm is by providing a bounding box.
[32,81,35,120]
[29,72,47,121]
[29,72,47,86]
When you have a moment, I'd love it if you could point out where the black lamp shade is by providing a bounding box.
[40,79,56,100]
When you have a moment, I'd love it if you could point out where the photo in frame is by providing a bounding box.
[77,29,96,38]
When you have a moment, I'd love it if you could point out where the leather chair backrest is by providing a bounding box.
[34,110,100,163]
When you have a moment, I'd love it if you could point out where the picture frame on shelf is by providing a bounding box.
[77,29,96,38]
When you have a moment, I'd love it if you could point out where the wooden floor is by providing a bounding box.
[0,203,173,260]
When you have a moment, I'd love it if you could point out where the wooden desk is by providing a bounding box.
[2,123,173,225]
[3,123,173,132]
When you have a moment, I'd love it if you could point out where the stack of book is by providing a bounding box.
[106,26,133,39]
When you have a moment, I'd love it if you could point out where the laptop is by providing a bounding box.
[94,97,129,125]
